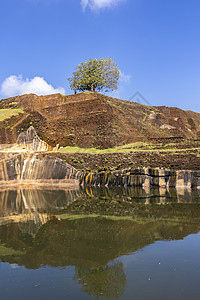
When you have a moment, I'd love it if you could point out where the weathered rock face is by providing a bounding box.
[17,126,39,144]
[0,126,81,186]
[0,152,81,186]
[81,168,200,189]
[17,126,55,152]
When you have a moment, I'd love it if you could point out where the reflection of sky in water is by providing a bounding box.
[120,232,200,300]
[1,232,200,300]
[0,188,200,299]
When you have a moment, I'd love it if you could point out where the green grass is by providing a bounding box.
[0,108,24,121]
[83,91,95,94]
[59,142,153,154]
[58,142,200,154]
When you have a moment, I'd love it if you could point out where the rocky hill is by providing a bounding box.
[0,92,200,148]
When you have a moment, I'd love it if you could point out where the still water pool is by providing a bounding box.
[0,187,200,300]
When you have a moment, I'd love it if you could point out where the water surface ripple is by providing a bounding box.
[0,187,200,300]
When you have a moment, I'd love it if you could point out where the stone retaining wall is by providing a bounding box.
[80,168,200,188]
[0,153,81,186]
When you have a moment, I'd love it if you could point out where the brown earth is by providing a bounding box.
[1,92,200,148]
[49,150,200,172]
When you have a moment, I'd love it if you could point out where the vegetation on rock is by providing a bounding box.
[0,108,24,121]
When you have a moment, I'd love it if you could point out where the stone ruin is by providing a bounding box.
[16,126,59,152]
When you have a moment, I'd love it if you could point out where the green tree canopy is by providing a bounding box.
[68,58,120,92]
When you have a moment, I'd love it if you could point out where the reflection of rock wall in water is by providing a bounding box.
[81,168,200,189]
[83,186,200,204]
[1,216,200,270]
[0,188,81,218]
[0,188,81,234]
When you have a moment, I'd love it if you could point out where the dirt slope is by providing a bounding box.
[0,92,200,148]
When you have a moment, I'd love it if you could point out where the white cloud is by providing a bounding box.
[1,75,65,97]
[10,264,19,269]
[119,70,131,83]
[81,0,125,11]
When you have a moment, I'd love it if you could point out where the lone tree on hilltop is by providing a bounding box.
[68,58,120,93]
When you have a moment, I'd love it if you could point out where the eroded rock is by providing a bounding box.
[17,126,54,151]
[0,127,82,186]
[0,153,81,186]
[160,124,176,130]
[81,167,200,189]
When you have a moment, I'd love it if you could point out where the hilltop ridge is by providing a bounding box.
[0,92,200,148]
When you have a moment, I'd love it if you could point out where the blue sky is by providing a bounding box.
[0,0,200,112]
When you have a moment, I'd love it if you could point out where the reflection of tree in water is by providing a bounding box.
[74,261,126,299]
